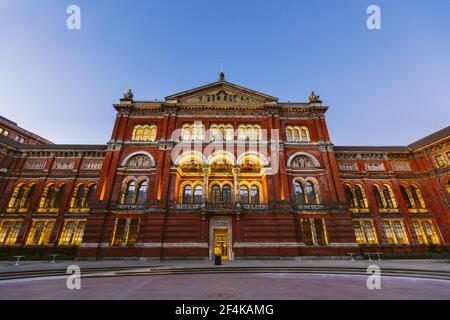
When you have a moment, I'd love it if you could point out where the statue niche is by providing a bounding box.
[290,156,315,169]
[126,155,152,169]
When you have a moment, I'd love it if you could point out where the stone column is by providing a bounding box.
[202,165,209,205]
[233,165,240,205]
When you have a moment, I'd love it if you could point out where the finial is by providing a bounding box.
[219,72,225,81]
[309,91,322,103]
[123,89,134,100]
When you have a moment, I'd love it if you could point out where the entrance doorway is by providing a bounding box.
[209,216,232,261]
[214,229,229,260]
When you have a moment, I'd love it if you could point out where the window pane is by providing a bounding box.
[240,186,249,204]
[223,185,232,203]
[193,186,203,204]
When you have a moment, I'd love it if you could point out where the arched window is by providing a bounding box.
[8,183,35,210]
[133,127,143,141]
[136,180,148,205]
[39,184,56,209]
[354,185,367,209]
[251,185,260,204]
[124,180,136,205]
[223,185,232,203]
[193,186,203,204]
[211,185,221,203]
[373,186,385,208]
[400,185,413,208]
[54,184,66,208]
[294,181,306,203]
[240,186,249,204]
[410,186,425,209]
[344,185,357,208]
[293,129,300,142]
[182,185,193,204]
[300,128,309,142]
[306,181,318,204]
[382,185,395,209]
[286,128,293,142]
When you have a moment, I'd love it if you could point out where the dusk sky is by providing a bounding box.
[0,0,449,145]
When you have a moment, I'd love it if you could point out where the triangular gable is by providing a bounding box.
[165,77,278,105]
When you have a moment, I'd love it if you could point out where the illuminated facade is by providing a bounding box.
[0,74,449,259]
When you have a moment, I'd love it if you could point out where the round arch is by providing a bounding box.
[286,152,320,168]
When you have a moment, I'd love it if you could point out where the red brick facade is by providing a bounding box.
[0,75,449,259]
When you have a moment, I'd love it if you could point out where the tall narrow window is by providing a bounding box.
[344,185,356,208]
[124,181,136,205]
[294,181,306,204]
[193,186,203,204]
[382,185,395,209]
[354,185,367,208]
[25,220,55,246]
[251,185,260,204]
[240,186,249,204]
[410,186,425,209]
[211,185,221,203]
[400,186,413,208]
[302,219,314,246]
[182,185,193,204]
[136,181,148,204]
[306,181,318,204]
[223,185,232,203]
[300,128,309,142]
[373,186,384,208]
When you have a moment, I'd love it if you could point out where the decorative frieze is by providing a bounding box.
[338,162,358,171]
[391,161,412,172]
[365,162,385,172]
[24,159,46,170]
[53,160,75,170]
[81,159,103,170]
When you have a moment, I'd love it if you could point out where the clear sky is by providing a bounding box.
[0,0,449,145]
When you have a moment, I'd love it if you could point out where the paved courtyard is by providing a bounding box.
[0,272,449,300]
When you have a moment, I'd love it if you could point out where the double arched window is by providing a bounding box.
[294,179,320,204]
[181,184,203,204]
[238,125,261,141]
[372,184,397,210]
[70,183,97,210]
[210,124,234,141]
[38,182,67,211]
[132,125,157,142]
[7,182,37,211]
[210,184,233,203]
[343,183,368,210]
[182,123,205,141]
[400,184,426,210]
[286,126,310,142]
[239,184,261,204]
[120,178,148,205]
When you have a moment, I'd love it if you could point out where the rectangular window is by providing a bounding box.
[25,220,55,246]
[353,221,378,245]
[382,220,409,245]
[435,155,446,168]
[353,221,366,245]
[58,220,86,246]
[111,218,140,246]
[0,221,22,246]
[412,220,440,245]
[302,218,328,246]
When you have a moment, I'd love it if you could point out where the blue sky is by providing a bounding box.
[0,0,449,145]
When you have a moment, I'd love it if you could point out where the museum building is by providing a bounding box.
[0,73,449,260]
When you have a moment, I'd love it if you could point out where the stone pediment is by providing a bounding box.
[166,75,278,106]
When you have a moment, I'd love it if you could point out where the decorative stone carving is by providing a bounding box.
[364,162,385,171]
[309,91,322,103]
[123,89,134,99]
[53,160,75,170]
[290,156,315,169]
[81,159,103,170]
[338,162,358,171]
[24,159,46,170]
[126,155,152,168]
[182,90,263,105]
[391,161,411,172]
